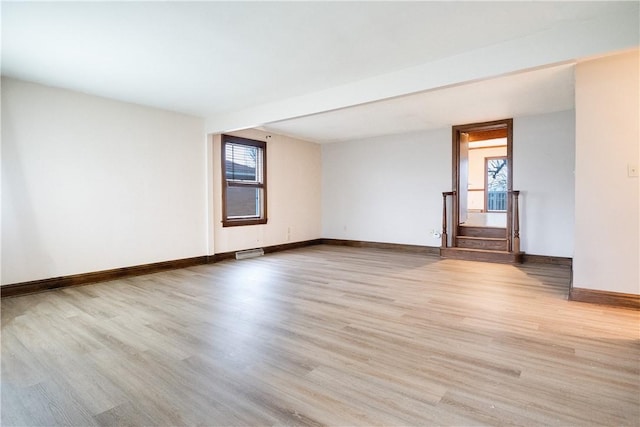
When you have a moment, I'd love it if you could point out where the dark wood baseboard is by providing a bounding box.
[323,239,574,267]
[0,238,578,299]
[1,239,324,298]
[265,239,324,254]
[210,239,324,262]
[569,288,640,310]
[522,254,573,266]
[0,256,209,298]
[321,238,440,255]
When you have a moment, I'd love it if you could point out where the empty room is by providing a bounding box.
[2,2,639,426]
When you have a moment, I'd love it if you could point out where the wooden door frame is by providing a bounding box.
[452,118,513,245]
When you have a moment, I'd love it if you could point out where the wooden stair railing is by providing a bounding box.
[440,190,521,253]
[441,191,455,248]
[510,190,521,253]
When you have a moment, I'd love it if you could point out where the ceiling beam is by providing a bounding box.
[205,4,638,135]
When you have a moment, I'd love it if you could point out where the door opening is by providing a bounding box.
[452,119,513,245]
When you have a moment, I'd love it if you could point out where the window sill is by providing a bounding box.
[222,218,268,228]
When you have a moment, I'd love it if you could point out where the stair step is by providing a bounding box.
[456,236,508,251]
[458,226,506,238]
[440,247,523,264]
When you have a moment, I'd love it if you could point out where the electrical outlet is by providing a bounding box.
[628,163,639,177]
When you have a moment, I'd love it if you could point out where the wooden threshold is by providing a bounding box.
[440,247,524,264]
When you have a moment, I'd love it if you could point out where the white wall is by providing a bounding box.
[322,129,451,246]
[1,78,207,285]
[322,110,576,256]
[574,50,639,295]
[211,129,321,253]
[468,145,507,211]
[514,110,576,258]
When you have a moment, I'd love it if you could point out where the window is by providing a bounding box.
[485,156,508,212]
[221,135,267,227]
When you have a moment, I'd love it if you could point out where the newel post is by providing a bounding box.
[441,192,449,248]
[512,190,521,253]
[441,191,455,248]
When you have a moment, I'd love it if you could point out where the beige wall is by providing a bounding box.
[211,129,322,254]
[574,49,639,295]
[322,129,450,246]
[514,110,575,258]
[322,110,576,257]
[2,78,207,285]
[2,78,322,283]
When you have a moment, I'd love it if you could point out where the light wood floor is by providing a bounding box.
[2,245,639,426]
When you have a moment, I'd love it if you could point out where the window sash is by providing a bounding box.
[221,135,267,227]
[226,186,263,219]
[225,142,263,184]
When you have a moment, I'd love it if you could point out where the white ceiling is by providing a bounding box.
[2,1,638,143]
[263,63,575,143]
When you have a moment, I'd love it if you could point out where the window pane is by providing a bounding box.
[227,186,261,218]
[487,158,508,211]
[222,135,266,226]
[225,143,261,182]
[487,158,508,191]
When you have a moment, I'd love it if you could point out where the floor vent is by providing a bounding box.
[235,248,264,260]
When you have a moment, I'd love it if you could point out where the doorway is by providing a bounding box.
[451,119,513,248]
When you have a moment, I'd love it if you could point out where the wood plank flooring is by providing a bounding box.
[2,245,639,426]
